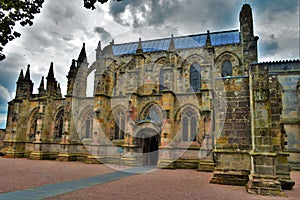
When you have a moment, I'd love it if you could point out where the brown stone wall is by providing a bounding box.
[210,77,251,186]
[0,129,6,153]
[214,77,251,150]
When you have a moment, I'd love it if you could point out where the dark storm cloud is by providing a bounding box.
[253,0,298,13]
[0,70,18,91]
[0,97,9,114]
[47,0,76,25]
[109,0,183,28]
[94,27,112,41]
[0,84,14,115]
[0,52,30,73]
[261,41,280,56]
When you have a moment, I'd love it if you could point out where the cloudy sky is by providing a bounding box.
[0,0,299,128]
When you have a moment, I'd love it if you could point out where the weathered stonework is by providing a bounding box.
[2,3,299,196]
[0,129,6,155]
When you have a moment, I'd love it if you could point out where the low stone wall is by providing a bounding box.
[0,129,6,154]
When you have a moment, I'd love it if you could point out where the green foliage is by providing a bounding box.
[83,0,109,10]
[0,0,45,60]
[83,0,122,10]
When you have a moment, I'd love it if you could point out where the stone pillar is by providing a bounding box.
[247,64,284,196]
[157,90,176,169]
[210,77,251,186]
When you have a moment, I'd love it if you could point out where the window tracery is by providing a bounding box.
[190,62,201,92]
[181,108,198,142]
[221,60,233,77]
[54,109,64,139]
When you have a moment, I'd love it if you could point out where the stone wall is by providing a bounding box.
[268,60,300,170]
[210,76,251,186]
[0,129,6,154]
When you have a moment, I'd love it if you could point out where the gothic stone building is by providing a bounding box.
[3,4,299,195]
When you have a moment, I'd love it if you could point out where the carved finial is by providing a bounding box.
[77,43,87,63]
[18,69,24,81]
[47,62,55,80]
[169,34,175,51]
[136,37,143,54]
[97,41,101,50]
[25,64,31,80]
[39,76,44,89]
[206,30,212,47]
[56,83,62,97]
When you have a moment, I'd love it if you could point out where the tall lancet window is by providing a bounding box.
[159,68,165,92]
[221,60,232,77]
[54,109,64,139]
[85,112,94,138]
[181,108,198,142]
[114,109,125,140]
[190,62,201,92]
[29,109,38,141]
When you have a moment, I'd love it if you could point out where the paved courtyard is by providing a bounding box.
[0,157,299,200]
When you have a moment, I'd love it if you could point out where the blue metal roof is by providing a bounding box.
[112,30,240,56]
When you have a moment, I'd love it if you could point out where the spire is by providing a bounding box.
[38,76,46,96]
[136,38,143,54]
[39,76,45,90]
[168,34,175,51]
[67,59,77,79]
[96,41,102,60]
[25,64,31,80]
[18,69,24,81]
[16,65,33,98]
[77,43,87,63]
[205,30,212,47]
[239,3,253,36]
[56,83,62,97]
[47,62,55,80]
[71,59,76,69]
[97,41,101,51]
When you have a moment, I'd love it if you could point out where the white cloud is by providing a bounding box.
[0,85,14,102]
[0,114,7,129]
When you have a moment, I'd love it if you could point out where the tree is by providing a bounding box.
[0,0,44,61]
[0,0,120,61]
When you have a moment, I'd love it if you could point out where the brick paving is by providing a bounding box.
[0,157,299,200]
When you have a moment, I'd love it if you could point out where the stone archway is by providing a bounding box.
[136,128,160,166]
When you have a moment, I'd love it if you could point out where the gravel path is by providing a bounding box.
[0,157,114,194]
[0,157,299,200]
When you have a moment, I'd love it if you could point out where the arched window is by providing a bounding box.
[54,109,64,139]
[181,108,198,142]
[114,109,125,140]
[142,104,163,123]
[84,112,94,138]
[159,68,165,92]
[29,109,38,141]
[221,60,232,77]
[190,62,201,92]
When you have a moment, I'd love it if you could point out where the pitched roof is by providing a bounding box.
[112,30,240,56]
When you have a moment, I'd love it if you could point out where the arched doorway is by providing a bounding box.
[136,128,160,166]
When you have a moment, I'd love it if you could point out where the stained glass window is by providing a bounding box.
[190,62,201,92]
[159,68,165,92]
[221,60,232,77]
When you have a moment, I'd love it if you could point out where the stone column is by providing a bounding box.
[247,64,283,196]
[210,77,251,186]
